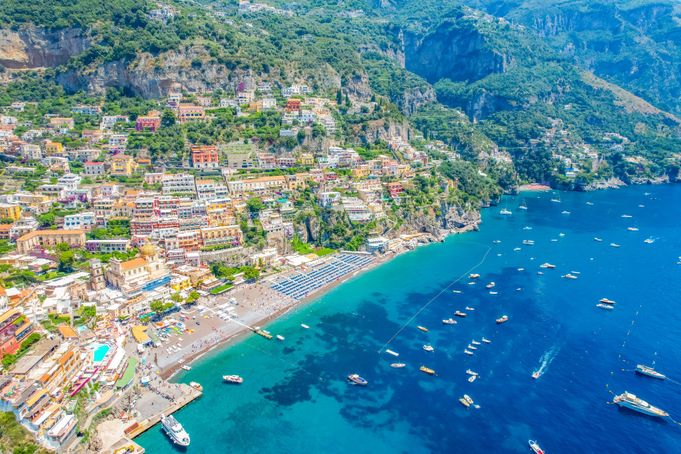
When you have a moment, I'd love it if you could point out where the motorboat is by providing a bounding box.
[599,298,616,305]
[454,311,467,317]
[468,375,477,383]
[466,369,478,376]
[522,240,535,245]
[347,374,368,386]
[613,392,668,417]
[419,366,436,375]
[500,208,512,215]
[181,365,191,371]
[486,282,496,289]
[442,318,457,325]
[540,263,556,269]
[276,335,285,341]
[417,325,429,332]
[467,344,477,350]
[223,375,244,384]
[594,237,603,242]
[471,340,481,345]
[627,227,639,232]
[610,243,621,248]
[301,324,310,329]
[496,315,509,324]
[596,303,614,310]
[481,338,491,344]
[390,363,406,368]
[423,345,434,352]
[465,306,475,311]
[464,349,474,355]
[562,274,578,279]
[469,273,480,279]
[529,440,545,454]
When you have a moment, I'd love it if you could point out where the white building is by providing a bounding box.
[162,174,196,195]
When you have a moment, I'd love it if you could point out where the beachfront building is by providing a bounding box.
[105,243,170,295]
[16,230,86,254]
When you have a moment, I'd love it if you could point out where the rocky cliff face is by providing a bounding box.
[404,22,508,84]
[0,27,90,69]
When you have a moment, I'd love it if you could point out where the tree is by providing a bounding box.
[242,266,260,281]
[246,198,264,219]
[58,250,75,272]
[161,109,176,127]
[186,291,200,304]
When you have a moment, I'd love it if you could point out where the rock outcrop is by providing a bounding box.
[0,27,89,69]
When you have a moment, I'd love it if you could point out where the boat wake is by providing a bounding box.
[533,345,560,378]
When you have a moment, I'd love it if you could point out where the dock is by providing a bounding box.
[124,384,202,439]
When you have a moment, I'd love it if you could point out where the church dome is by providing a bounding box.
[140,241,156,257]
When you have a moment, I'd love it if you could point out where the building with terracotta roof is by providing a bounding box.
[105,243,170,295]
[0,308,34,356]
[16,230,86,254]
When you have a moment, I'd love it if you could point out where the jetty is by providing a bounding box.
[125,384,202,439]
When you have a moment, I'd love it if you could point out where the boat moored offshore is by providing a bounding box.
[528,440,545,454]
[442,318,457,325]
[496,315,509,324]
[347,374,368,386]
[419,365,436,375]
[635,364,666,380]
[613,392,669,417]
[223,375,244,384]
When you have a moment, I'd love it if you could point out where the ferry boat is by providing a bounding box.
[613,392,669,417]
[522,240,535,245]
[496,315,509,324]
[347,374,368,386]
[528,440,545,454]
[596,303,614,310]
[635,364,666,380]
[454,311,467,317]
[161,414,190,447]
[223,375,244,384]
[500,208,512,216]
[417,325,429,332]
[464,349,474,355]
[442,318,457,325]
[419,366,436,375]
[390,363,406,368]
[423,344,434,352]
[482,337,491,344]
[486,282,496,289]
[599,298,616,305]
[594,237,603,242]
[469,273,480,279]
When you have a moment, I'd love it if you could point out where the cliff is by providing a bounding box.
[0,27,89,69]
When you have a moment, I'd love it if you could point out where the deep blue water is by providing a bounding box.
[138,185,681,453]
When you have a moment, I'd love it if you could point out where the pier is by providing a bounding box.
[125,384,202,439]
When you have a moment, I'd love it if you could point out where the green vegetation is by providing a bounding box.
[0,412,49,454]
[149,300,175,314]
[1,333,41,368]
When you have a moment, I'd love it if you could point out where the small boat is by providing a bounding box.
[385,349,400,357]
[423,344,434,352]
[417,325,429,332]
[485,282,496,289]
[481,337,491,344]
[255,329,273,340]
[529,440,545,454]
[586,201,594,206]
[519,203,528,210]
[523,226,533,230]
[454,311,467,317]
[627,227,639,232]
[496,315,509,324]
[347,374,368,386]
[468,375,477,383]
[301,324,310,329]
[517,268,525,271]
[540,263,556,269]
[465,306,475,311]
[599,298,616,305]
[500,208,512,215]
[276,335,285,341]
[467,344,477,350]
[471,340,481,345]
[522,240,535,245]
[596,303,614,310]
[181,365,191,371]
[469,273,480,279]
[635,364,666,380]
[613,391,669,417]
[466,369,478,376]
[643,238,654,244]
[638,204,645,208]
[610,243,621,248]
[464,349,474,355]
[442,318,457,325]
[489,291,499,295]
[559,233,565,237]
[531,371,541,379]
[390,363,406,368]
[452,290,462,294]
[419,365,436,375]
[561,210,571,215]
[594,237,603,242]
[459,394,474,408]
[621,214,633,218]
[514,247,522,251]
[550,198,561,203]
[189,382,203,392]
[223,375,244,384]
[562,273,578,279]
[492,240,502,244]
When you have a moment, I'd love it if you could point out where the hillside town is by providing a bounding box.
[0,80,492,452]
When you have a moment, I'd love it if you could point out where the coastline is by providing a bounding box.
[161,224,478,381]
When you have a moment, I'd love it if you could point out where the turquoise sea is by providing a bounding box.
[138,185,681,453]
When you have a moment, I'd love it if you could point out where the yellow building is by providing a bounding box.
[110,154,138,176]
[44,141,63,156]
[298,153,314,166]
[105,242,170,295]
[170,275,192,292]
[16,230,86,254]
[352,165,370,179]
[0,204,21,221]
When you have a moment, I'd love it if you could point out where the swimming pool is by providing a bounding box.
[92,343,110,363]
